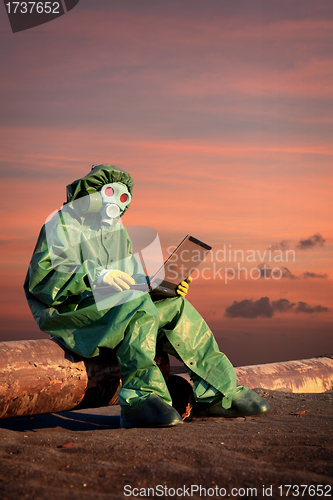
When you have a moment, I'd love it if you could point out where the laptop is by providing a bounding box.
[132,235,212,299]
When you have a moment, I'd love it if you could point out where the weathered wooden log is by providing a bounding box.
[171,355,333,395]
[236,355,333,393]
[1,339,332,420]
[167,355,333,417]
[0,339,169,420]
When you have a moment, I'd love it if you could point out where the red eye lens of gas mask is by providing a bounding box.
[120,193,128,203]
[105,187,114,197]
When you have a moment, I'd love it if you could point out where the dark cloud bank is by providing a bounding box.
[296,233,326,250]
[257,264,328,280]
[224,297,329,319]
[272,233,326,251]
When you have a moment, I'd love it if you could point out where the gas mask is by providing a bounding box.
[99,182,131,225]
[70,182,131,224]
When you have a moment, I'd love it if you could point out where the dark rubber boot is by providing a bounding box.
[194,386,270,418]
[120,394,183,428]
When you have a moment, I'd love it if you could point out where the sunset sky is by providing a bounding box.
[0,0,332,367]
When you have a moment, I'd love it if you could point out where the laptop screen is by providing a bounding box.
[153,235,211,285]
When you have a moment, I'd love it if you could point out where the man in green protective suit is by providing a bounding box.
[24,164,269,428]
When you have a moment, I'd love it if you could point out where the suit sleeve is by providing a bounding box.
[25,211,104,308]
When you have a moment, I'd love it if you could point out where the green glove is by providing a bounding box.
[102,270,135,292]
[177,277,193,297]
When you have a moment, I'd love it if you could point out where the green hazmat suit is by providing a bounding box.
[24,164,237,409]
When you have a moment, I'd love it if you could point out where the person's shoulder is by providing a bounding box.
[43,205,82,245]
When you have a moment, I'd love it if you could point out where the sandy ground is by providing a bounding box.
[0,388,332,500]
